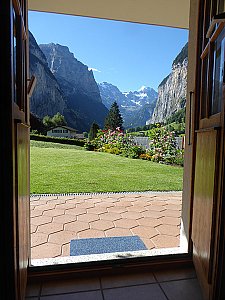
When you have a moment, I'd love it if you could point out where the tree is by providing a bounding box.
[104,101,123,130]
[30,113,46,134]
[43,115,54,128]
[89,122,99,140]
[51,112,67,126]
[43,112,67,129]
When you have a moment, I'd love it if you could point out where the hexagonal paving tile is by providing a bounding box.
[53,214,77,224]
[64,221,89,233]
[151,235,180,248]
[114,218,139,229]
[61,243,70,257]
[31,215,53,226]
[100,212,122,221]
[162,210,181,218]
[131,226,159,239]
[96,202,114,209]
[34,203,57,211]
[30,209,43,218]
[65,207,86,216]
[155,224,180,236]
[43,209,65,217]
[90,219,114,231]
[31,232,48,247]
[107,206,128,214]
[78,229,105,238]
[137,218,162,227]
[55,203,76,210]
[114,201,132,207]
[160,216,181,226]
[105,227,132,237]
[127,206,147,213]
[48,230,77,245]
[130,200,149,207]
[121,211,143,220]
[30,224,38,234]
[76,202,95,209]
[77,213,99,223]
[87,207,108,215]
[37,222,63,235]
[141,238,155,250]
[145,205,166,212]
[31,242,62,259]
[165,204,181,211]
[46,199,66,206]
[141,211,162,219]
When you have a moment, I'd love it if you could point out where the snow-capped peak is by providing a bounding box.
[138,85,147,92]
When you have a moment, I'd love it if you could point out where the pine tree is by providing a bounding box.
[88,122,100,140]
[104,101,123,130]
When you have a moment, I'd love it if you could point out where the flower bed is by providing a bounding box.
[84,126,184,166]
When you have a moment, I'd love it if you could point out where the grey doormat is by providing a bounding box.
[70,236,147,256]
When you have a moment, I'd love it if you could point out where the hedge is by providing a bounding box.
[30,133,86,147]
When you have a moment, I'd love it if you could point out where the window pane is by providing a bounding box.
[13,9,17,104]
[210,29,225,115]
[218,0,225,13]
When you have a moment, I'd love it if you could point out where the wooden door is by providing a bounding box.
[191,1,225,299]
[0,0,30,299]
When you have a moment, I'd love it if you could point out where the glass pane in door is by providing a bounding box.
[210,28,225,115]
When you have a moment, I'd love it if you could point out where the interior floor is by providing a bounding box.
[26,265,203,299]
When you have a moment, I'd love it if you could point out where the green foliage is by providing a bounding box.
[166,108,186,125]
[43,115,54,128]
[104,101,123,130]
[30,113,46,134]
[51,112,67,126]
[30,133,86,147]
[43,112,67,129]
[148,124,183,165]
[88,122,100,141]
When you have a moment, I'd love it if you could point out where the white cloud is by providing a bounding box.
[88,67,101,73]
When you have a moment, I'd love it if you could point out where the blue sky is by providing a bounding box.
[28,11,188,92]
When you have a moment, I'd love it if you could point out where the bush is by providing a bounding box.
[30,133,86,147]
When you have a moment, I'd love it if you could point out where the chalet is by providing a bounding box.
[47,126,78,138]
[1,0,225,299]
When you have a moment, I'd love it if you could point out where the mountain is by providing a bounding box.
[98,83,158,128]
[39,43,108,131]
[29,32,108,132]
[148,43,188,124]
[29,32,67,118]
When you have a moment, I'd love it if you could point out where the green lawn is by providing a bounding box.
[30,140,183,194]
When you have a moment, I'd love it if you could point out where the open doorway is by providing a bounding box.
[28,12,189,266]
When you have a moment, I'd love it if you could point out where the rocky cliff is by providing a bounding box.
[29,32,67,118]
[148,43,188,124]
[29,32,108,132]
[40,43,108,130]
[99,82,157,128]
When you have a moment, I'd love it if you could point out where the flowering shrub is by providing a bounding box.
[148,125,183,165]
[84,125,184,166]
[84,127,145,159]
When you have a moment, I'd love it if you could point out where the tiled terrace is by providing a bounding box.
[30,192,182,260]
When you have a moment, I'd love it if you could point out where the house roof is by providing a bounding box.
[28,0,190,29]
[48,125,78,132]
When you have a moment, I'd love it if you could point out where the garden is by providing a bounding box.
[84,125,184,166]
